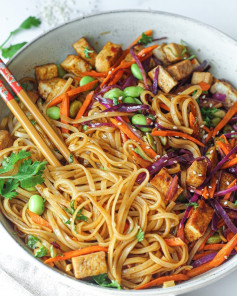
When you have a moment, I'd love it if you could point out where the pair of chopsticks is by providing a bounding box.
[0,58,78,167]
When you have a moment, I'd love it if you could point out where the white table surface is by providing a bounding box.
[0,0,236,295]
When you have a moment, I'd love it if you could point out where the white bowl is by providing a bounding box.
[1,10,237,296]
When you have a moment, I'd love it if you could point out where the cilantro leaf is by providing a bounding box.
[138,32,152,45]
[69,153,74,163]
[19,16,41,30]
[83,46,94,59]
[2,42,27,59]
[185,202,199,210]
[113,97,119,106]
[76,208,88,222]
[0,150,31,175]
[35,245,48,258]
[136,228,144,242]
[27,235,41,249]
[93,274,121,289]
[0,179,19,199]
[201,107,219,127]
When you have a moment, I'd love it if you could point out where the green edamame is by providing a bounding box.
[131,64,143,80]
[104,88,125,99]
[207,233,222,244]
[131,114,151,132]
[214,109,226,118]
[80,76,97,90]
[69,100,82,118]
[29,195,45,215]
[124,86,144,98]
[223,124,233,133]
[46,106,60,120]
[211,117,222,127]
[122,97,137,104]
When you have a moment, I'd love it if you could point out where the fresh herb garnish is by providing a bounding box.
[138,32,153,45]
[185,202,199,210]
[63,201,88,222]
[184,54,196,60]
[0,16,41,59]
[113,97,119,106]
[83,46,94,59]
[27,235,41,249]
[31,120,36,126]
[201,107,219,127]
[192,90,198,96]
[93,274,121,289]
[82,125,88,131]
[166,46,178,57]
[69,153,73,163]
[136,228,144,242]
[234,200,237,207]
[76,208,88,222]
[35,245,48,258]
[0,151,47,199]
[63,218,71,225]
[202,91,208,94]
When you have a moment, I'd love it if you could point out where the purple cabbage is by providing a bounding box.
[192,252,217,268]
[152,67,159,95]
[213,200,237,233]
[121,75,137,89]
[211,212,219,232]
[103,103,150,113]
[229,116,237,124]
[214,186,237,197]
[179,193,199,227]
[228,167,237,175]
[224,132,237,138]
[85,122,116,128]
[212,92,226,102]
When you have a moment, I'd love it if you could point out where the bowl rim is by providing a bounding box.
[2,9,237,295]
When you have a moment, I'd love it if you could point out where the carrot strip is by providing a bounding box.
[135,274,189,290]
[193,251,215,261]
[202,176,218,199]
[110,118,157,159]
[74,91,94,127]
[203,244,225,251]
[128,29,153,48]
[189,112,196,129]
[212,102,237,137]
[131,150,152,168]
[221,157,237,169]
[216,140,234,159]
[198,81,211,91]
[44,245,108,264]
[73,71,107,78]
[160,103,170,112]
[202,187,209,199]
[120,131,128,143]
[187,233,237,278]
[48,80,98,107]
[177,224,185,242]
[60,93,69,133]
[151,129,205,147]
[224,178,237,200]
[27,209,52,231]
[164,237,185,247]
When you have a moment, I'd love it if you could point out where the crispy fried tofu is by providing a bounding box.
[95,42,122,73]
[210,79,237,107]
[125,44,144,62]
[38,78,66,101]
[61,55,91,76]
[167,60,193,81]
[73,37,97,67]
[35,63,58,81]
[27,90,39,104]
[190,58,200,70]
[184,200,214,242]
[220,171,236,191]
[206,146,218,170]
[186,160,207,188]
[148,65,178,93]
[150,168,183,201]
[0,130,13,150]
[163,43,187,63]
[191,72,213,85]
[152,43,170,66]
[72,251,107,279]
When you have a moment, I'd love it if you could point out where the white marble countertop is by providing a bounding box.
[0,0,237,295]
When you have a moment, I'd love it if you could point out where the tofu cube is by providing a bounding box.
[150,168,183,201]
[152,43,170,66]
[72,251,107,279]
[167,60,193,81]
[191,72,213,85]
[148,65,178,93]
[73,37,97,67]
[186,160,207,188]
[220,171,235,191]
[61,55,91,76]
[205,146,218,170]
[0,130,13,150]
[163,43,186,63]
[38,78,66,101]
[184,200,214,242]
[95,42,122,73]
[35,63,58,81]
[210,79,237,107]
[190,58,200,70]
[125,44,144,62]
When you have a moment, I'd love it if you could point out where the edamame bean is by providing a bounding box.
[124,86,144,98]
[104,88,125,99]
[214,109,226,118]
[131,64,143,80]
[211,117,222,127]
[69,100,82,118]
[80,76,97,90]
[131,114,151,132]
[122,97,137,104]
[57,64,67,77]
[29,195,45,215]
[46,106,60,120]
[207,233,222,244]
[223,124,232,133]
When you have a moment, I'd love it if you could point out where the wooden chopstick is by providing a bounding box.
[0,58,78,164]
[0,80,61,167]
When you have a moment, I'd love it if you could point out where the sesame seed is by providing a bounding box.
[226,181,230,185]
[216,180,218,184]
[133,128,137,131]
[177,92,181,95]
[200,125,204,128]
[190,190,194,192]
[224,256,228,260]
[206,193,209,196]
[193,171,197,175]
[204,100,207,104]
[198,174,202,177]
[208,186,212,188]
[146,146,150,149]
[203,134,208,139]
[163,154,168,157]
[152,166,155,169]
[231,130,235,133]
[105,112,108,115]
[173,126,178,129]
[142,54,145,57]
[217,131,220,135]
[108,71,112,74]
[203,95,206,99]
[173,160,178,163]
[164,159,167,163]
[118,122,122,126]
[209,150,213,154]
[210,104,213,107]
[224,201,228,205]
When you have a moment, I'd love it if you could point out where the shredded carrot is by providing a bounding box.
[135,274,189,290]
[110,118,157,159]
[27,209,52,231]
[131,150,152,168]
[151,129,205,147]
[160,103,170,112]
[60,93,69,133]
[189,112,196,129]
[202,176,217,199]
[74,91,94,127]
[44,245,108,264]
[187,233,237,278]
[120,131,128,143]
[177,224,185,242]
[216,140,234,159]
[109,68,129,85]
[224,178,237,200]
[73,71,107,78]
[221,157,237,169]
[230,138,236,149]
[198,81,211,91]
[203,244,226,251]
[212,102,237,138]
[202,187,209,199]
[48,80,98,107]
[128,29,153,49]
[164,237,185,247]
[226,232,237,251]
